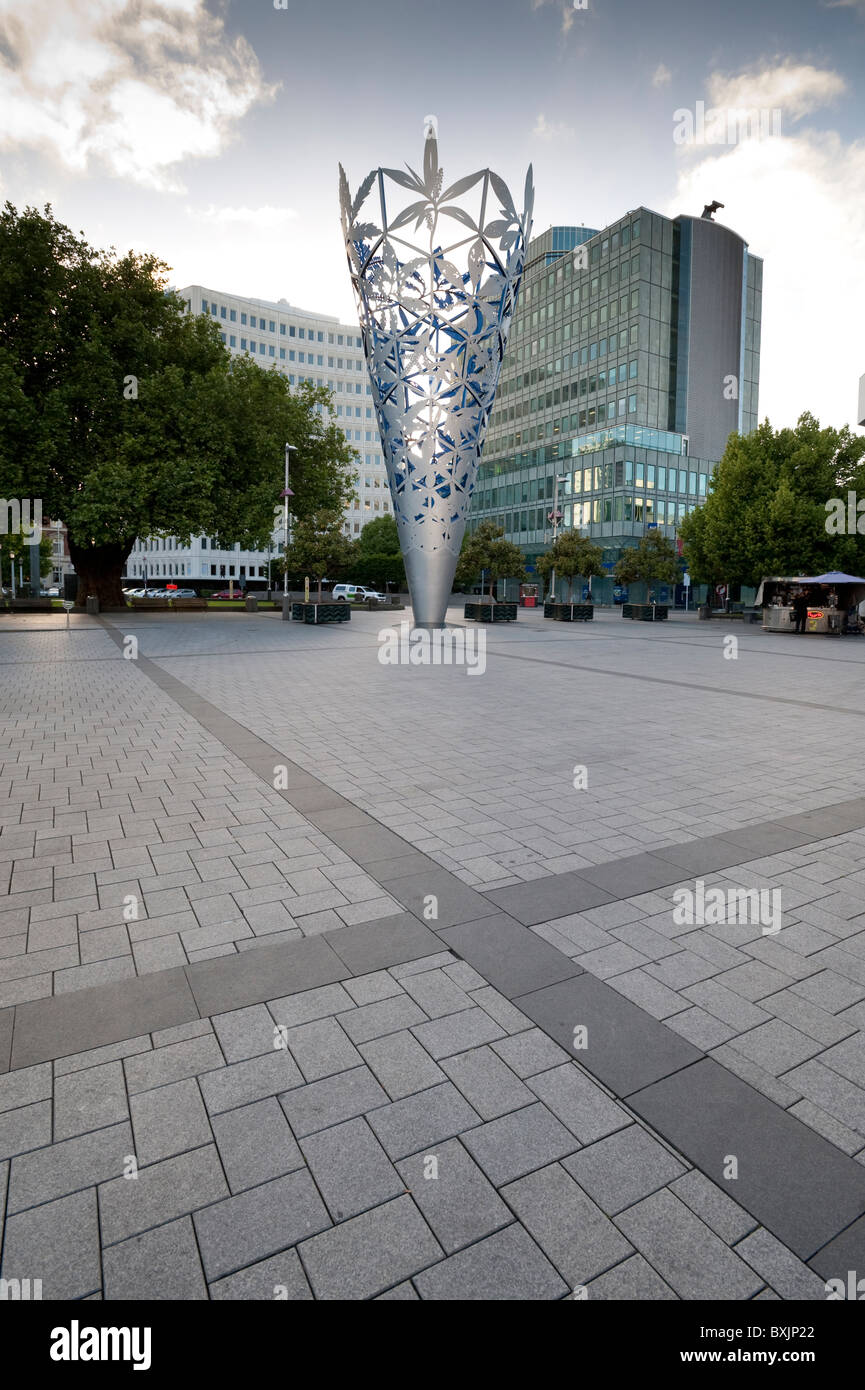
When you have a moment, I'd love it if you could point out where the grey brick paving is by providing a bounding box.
[54,1060,128,1140]
[211,1097,304,1192]
[440,1045,534,1120]
[1,1188,101,1299]
[358,1030,446,1100]
[297,1194,442,1299]
[460,1101,579,1186]
[129,1078,213,1165]
[563,1124,687,1214]
[210,1249,313,1300]
[413,1222,568,1300]
[99,1144,229,1245]
[103,1217,209,1300]
[368,1082,481,1160]
[300,1117,403,1220]
[198,1050,303,1114]
[194,1170,331,1281]
[503,1162,633,1286]
[280,1065,389,1138]
[396,1138,511,1252]
[614,1190,764,1299]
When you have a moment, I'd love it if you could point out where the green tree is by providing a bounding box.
[614,530,680,597]
[0,204,356,607]
[455,520,525,599]
[0,529,52,594]
[679,414,865,587]
[281,509,353,601]
[351,513,405,589]
[536,531,604,601]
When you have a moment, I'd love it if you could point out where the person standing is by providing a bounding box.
[793,588,809,633]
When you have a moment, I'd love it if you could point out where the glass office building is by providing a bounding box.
[469,208,762,601]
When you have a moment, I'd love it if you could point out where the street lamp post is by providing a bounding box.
[548,473,570,602]
[282,443,297,598]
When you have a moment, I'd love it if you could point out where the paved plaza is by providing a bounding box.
[1,605,865,1299]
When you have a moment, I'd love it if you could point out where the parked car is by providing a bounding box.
[210,589,245,600]
[170,588,198,598]
[332,584,387,603]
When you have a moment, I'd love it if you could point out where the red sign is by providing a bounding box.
[166,583,178,590]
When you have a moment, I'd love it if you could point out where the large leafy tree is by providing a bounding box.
[680,414,865,587]
[455,520,525,599]
[535,531,603,601]
[350,513,406,589]
[614,530,680,594]
[0,204,356,606]
[280,509,353,600]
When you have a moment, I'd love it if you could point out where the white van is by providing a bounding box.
[332,584,386,602]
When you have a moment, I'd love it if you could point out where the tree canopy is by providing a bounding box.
[679,414,865,587]
[614,530,680,590]
[535,531,604,600]
[455,520,525,598]
[0,204,356,605]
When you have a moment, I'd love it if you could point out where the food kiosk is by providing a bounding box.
[755,572,865,634]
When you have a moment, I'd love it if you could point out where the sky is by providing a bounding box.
[0,0,863,433]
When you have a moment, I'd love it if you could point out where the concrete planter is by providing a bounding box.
[623,603,669,622]
[464,601,518,623]
[290,601,351,624]
[544,603,594,622]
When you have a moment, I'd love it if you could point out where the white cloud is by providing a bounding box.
[652,63,672,88]
[191,205,298,229]
[533,113,574,140]
[0,0,275,191]
[669,84,865,432]
[531,0,583,36]
[705,62,846,124]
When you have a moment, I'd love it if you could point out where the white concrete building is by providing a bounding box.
[125,285,391,586]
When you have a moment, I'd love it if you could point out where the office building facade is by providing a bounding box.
[469,209,762,601]
[126,287,388,586]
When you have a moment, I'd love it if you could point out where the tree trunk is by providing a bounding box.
[317,576,323,602]
[67,538,131,608]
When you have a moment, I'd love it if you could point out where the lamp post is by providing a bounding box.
[282,443,297,598]
[548,472,570,602]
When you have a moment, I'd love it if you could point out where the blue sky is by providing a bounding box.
[0,0,863,430]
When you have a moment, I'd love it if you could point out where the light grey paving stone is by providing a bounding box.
[132,935,188,974]
[585,1253,678,1300]
[299,1194,442,1300]
[211,1004,277,1062]
[716,960,796,1001]
[528,1063,631,1144]
[342,971,403,1006]
[358,1031,446,1101]
[413,1221,567,1301]
[54,1060,128,1140]
[300,1116,403,1221]
[503,1161,633,1286]
[460,1102,578,1186]
[124,1035,226,1095]
[725,1019,823,1076]
[339,995,429,1046]
[54,1036,152,1075]
[440,1046,534,1121]
[375,1280,420,1300]
[129,1078,213,1166]
[708,1044,803,1108]
[604,967,691,1020]
[668,1169,757,1244]
[151,1019,214,1049]
[194,1169,331,1282]
[8,1121,134,1213]
[100,1144,229,1245]
[0,1099,52,1161]
[280,1066,389,1139]
[630,1058,865,1259]
[665,1006,737,1050]
[469,986,532,1034]
[788,1099,864,1156]
[614,1190,763,1299]
[0,1188,100,1299]
[103,1215,209,1300]
[578,941,653,980]
[411,1007,506,1061]
[389,953,456,979]
[0,1061,52,1112]
[396,1138,511,1253]
[211,1096,304,1193]
[210,1248,313,1301]
[735,1227,828,1300]
[198,1050,303,1115]
[267,981,355,1028]
[783,1058,865,1134]
[283,1016,362,1083]
[367,1082,481,1161]
[401,969,473,1018]
[790,971,865,1013]
[819,1032,865,1088]
[443,960,487,992]
[491,1028,571,1078]
[563,1124,687,1215]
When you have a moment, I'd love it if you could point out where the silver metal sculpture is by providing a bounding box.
[340,127,533,628]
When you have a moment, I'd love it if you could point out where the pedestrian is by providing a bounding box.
[793,588,809,633]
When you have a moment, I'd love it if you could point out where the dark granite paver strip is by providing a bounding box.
[808,1214,865,1282]
[515,975,702,1095]
[652,836,752,873]
[629,1058,865,1259]
[184,935,349,1017]
[11,968,199,1069]
[0,1008,12,1074]
[377,868,498,930]
[323,914,441,974]
[438,913,580,999]
[486,872,614,926]
[578,853,689,897]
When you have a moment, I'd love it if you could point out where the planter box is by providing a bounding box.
[464,601,518,622]
[622,603,669,621]
[291,601,351,624]
[544,603,594,622]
